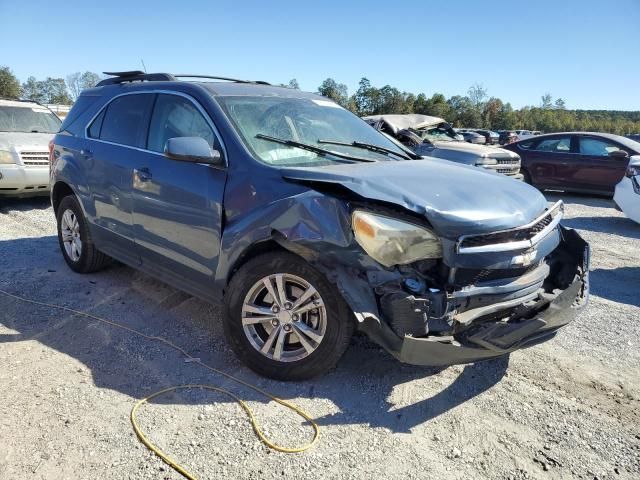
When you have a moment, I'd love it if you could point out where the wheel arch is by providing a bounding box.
[51,181,77,215]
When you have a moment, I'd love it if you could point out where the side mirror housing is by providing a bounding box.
[609,149,629,159]
[164,137,224,167]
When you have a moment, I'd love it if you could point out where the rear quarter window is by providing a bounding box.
[59,95,102,137]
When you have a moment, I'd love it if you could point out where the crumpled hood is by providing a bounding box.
[281,158,547,238]
[0,132,54,151]
[431,140,519,158]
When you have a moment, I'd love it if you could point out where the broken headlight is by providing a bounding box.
[352,210,442,267]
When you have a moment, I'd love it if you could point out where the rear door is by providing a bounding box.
[85,93,155,265]
[131,92,227,299]
[575,135,630,194]
[524,135,576,188]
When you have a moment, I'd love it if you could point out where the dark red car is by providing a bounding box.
[503,132,640,196]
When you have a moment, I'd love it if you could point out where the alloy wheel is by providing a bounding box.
[60,209,82,262]
[241,273,327,362]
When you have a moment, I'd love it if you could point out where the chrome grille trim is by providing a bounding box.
[19,150,49,167]
[457,201,564,254]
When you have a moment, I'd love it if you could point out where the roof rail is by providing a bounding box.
[95,71,272,87]
[173,74,271,85]
[96,71,177,87]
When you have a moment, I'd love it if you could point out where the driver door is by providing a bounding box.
[131,93,227,300]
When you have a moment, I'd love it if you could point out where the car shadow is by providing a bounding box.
[0,235,509,434]
[589,267,640,308]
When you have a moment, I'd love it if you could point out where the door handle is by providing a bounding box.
[134,167,152,182]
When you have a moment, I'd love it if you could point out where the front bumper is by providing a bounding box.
[614,176,640,223]
[0,165,50,195]
[360,227,590,366]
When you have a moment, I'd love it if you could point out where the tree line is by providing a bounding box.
[317,78,640,135]
[1,66,638,134]
[0,66,104,105]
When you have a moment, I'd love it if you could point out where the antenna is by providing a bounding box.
[140,59,147,73]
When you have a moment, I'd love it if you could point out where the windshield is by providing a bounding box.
[615,135,640,153]
[419,126,461,143]
[216,95,409,166]
[0,106,61,133]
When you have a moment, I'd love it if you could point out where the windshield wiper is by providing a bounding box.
[255,134,376,163]
[317,139,417,160]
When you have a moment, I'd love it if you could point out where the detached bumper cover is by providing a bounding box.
[365,227,590,366]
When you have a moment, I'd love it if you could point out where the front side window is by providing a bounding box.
[0,105,61,133]
[147,94,217,153]
[99,94,154,147]
[216,95,409,166]
[535,137,572,152]
[579,137,623,156]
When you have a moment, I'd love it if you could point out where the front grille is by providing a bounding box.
[19,151,49,167]
[497,167,520,175]
[457,201,563,253]
[496,158,518,165]
[454,263,540,286]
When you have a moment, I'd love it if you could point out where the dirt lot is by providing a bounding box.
[0,193,638,480]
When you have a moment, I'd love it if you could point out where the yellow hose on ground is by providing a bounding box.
[0,288,319,480]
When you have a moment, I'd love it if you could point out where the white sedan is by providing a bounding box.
[614,155,640,224]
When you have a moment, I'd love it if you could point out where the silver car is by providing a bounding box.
[0,99,61,196]
[365,114,523,179]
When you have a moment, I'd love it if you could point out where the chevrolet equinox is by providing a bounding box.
[50,71,590,380]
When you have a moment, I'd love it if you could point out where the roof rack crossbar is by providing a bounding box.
[96,71,176,87]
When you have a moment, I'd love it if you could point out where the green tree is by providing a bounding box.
[317,78,348,107]
[0,66,21,98]
[554,98,566,110]
[22,76,72,104]
[541,93,553,109]
[354,77,378,116]
[287,78,300,89]
[21,76,46,103]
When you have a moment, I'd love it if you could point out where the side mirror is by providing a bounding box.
[609,149,629,159]
[164,137,224,167]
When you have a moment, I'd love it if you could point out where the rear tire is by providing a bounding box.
[56,195,111,273]
[223,252,354,380]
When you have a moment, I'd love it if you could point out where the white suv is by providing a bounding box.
[0,98,61,196]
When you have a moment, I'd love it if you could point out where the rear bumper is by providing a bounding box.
[0,165,50,195]
[361,228,590,366]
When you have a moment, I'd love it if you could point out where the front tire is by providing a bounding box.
[56,195,111,273]
[223,252,354,380]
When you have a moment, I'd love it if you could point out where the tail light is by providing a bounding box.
[48,139,54,171]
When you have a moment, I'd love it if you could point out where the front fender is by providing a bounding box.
[213,190,384,322]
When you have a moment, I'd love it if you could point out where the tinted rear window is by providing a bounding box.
[99,94,154,147]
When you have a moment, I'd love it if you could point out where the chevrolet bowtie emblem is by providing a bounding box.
[511,250,537,267]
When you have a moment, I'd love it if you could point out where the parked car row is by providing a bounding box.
[46,71,590,380]
[364,114,523,179]
[456,128,500,145]
[502,132,639,196]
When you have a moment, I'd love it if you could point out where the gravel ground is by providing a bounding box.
[0,193,638,480]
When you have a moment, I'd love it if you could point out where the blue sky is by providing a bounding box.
[1,0,639,110]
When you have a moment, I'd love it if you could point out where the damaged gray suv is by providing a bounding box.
[50,72,590,380]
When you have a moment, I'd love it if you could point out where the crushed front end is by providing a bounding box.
[340,201,590,366]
